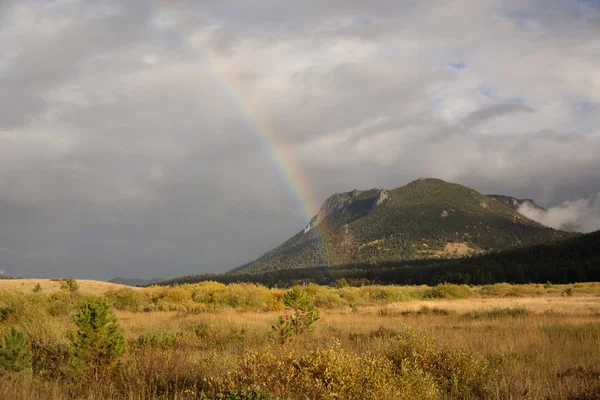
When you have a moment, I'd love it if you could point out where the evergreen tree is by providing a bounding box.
[272,287,320,344]
[69,298,126,382]
[0,327,31,373]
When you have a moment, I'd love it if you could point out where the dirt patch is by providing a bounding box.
[420,242,482,258]
[358,239,385,250]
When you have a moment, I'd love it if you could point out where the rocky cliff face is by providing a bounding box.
[372,189,389,209]
[304,190,363,233]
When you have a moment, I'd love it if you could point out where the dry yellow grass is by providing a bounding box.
[0,281,598,399]
[108,293,600,399]
[0,278,135,294]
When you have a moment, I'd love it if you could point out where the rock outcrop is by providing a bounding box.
[372,189,389,209]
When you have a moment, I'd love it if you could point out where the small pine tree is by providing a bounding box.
[335,278,349,289]
[271,287,320,344]
[0,327,31,373]
[69,298,126,382]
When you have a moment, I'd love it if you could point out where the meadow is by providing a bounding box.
[0,279,598,399]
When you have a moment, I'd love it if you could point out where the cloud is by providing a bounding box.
[518,194,600,233]
[0,0,599,278]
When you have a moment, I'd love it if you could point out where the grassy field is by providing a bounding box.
[0,280,598,399]
[0,279,135,294]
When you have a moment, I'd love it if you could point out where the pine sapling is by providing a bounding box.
[0,327,32,374]
[69,298,126,382]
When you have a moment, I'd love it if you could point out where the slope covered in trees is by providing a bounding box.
[158,230,600,287]
[233,178,571,274]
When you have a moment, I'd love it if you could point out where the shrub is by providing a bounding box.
[220,341,439,399]
[105,288,145,312]
[69,298,126,382]
[313,291,344,309]
[0,327,32,374]
[32,283,42,293]
[164,286,192,303]
[0,292,28,322]
[462,306,530,320]
[60,278,79,293]
[385,326,490,397]
[335,278,349,289]
[426,283,473,299]
[400,306,453,316]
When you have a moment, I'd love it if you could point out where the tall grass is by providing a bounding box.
[0,281,598,398]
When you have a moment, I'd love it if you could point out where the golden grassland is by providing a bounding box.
[0,279,135,294]
[0,280,598,399]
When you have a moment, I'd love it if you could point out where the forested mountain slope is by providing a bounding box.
[233,178,571,274]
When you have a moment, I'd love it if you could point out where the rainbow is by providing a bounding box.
[152,1,335,266]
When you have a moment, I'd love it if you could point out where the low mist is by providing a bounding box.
[518,194,600,233]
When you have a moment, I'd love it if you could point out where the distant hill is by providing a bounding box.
[108,277,164,286]
[232,178,571,274]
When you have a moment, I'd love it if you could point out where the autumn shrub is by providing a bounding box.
[385,326,491,397]
[426,283,473,299]
[105,288,146,312]
[189,281,228,309]
[217,341,439,399]
[313,290,344,308]
[0,292,29,322]
[220,283,271,310]
[164,286,192,303]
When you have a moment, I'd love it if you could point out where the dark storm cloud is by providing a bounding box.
[0,0,599,279]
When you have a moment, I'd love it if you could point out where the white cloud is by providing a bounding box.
[519,194,600,233]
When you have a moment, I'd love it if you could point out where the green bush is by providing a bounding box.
[60,278,79,293]
[426,283,473,299]
[105,288,146,312]
[0,327,32,374]
[462,306,530,320]
[69,298,126,382]
[134,328,194,350]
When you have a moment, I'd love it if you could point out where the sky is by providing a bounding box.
[0,0,599,280]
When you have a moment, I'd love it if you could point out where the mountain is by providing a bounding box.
[232,178,572,274]
[486,195,546,212]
